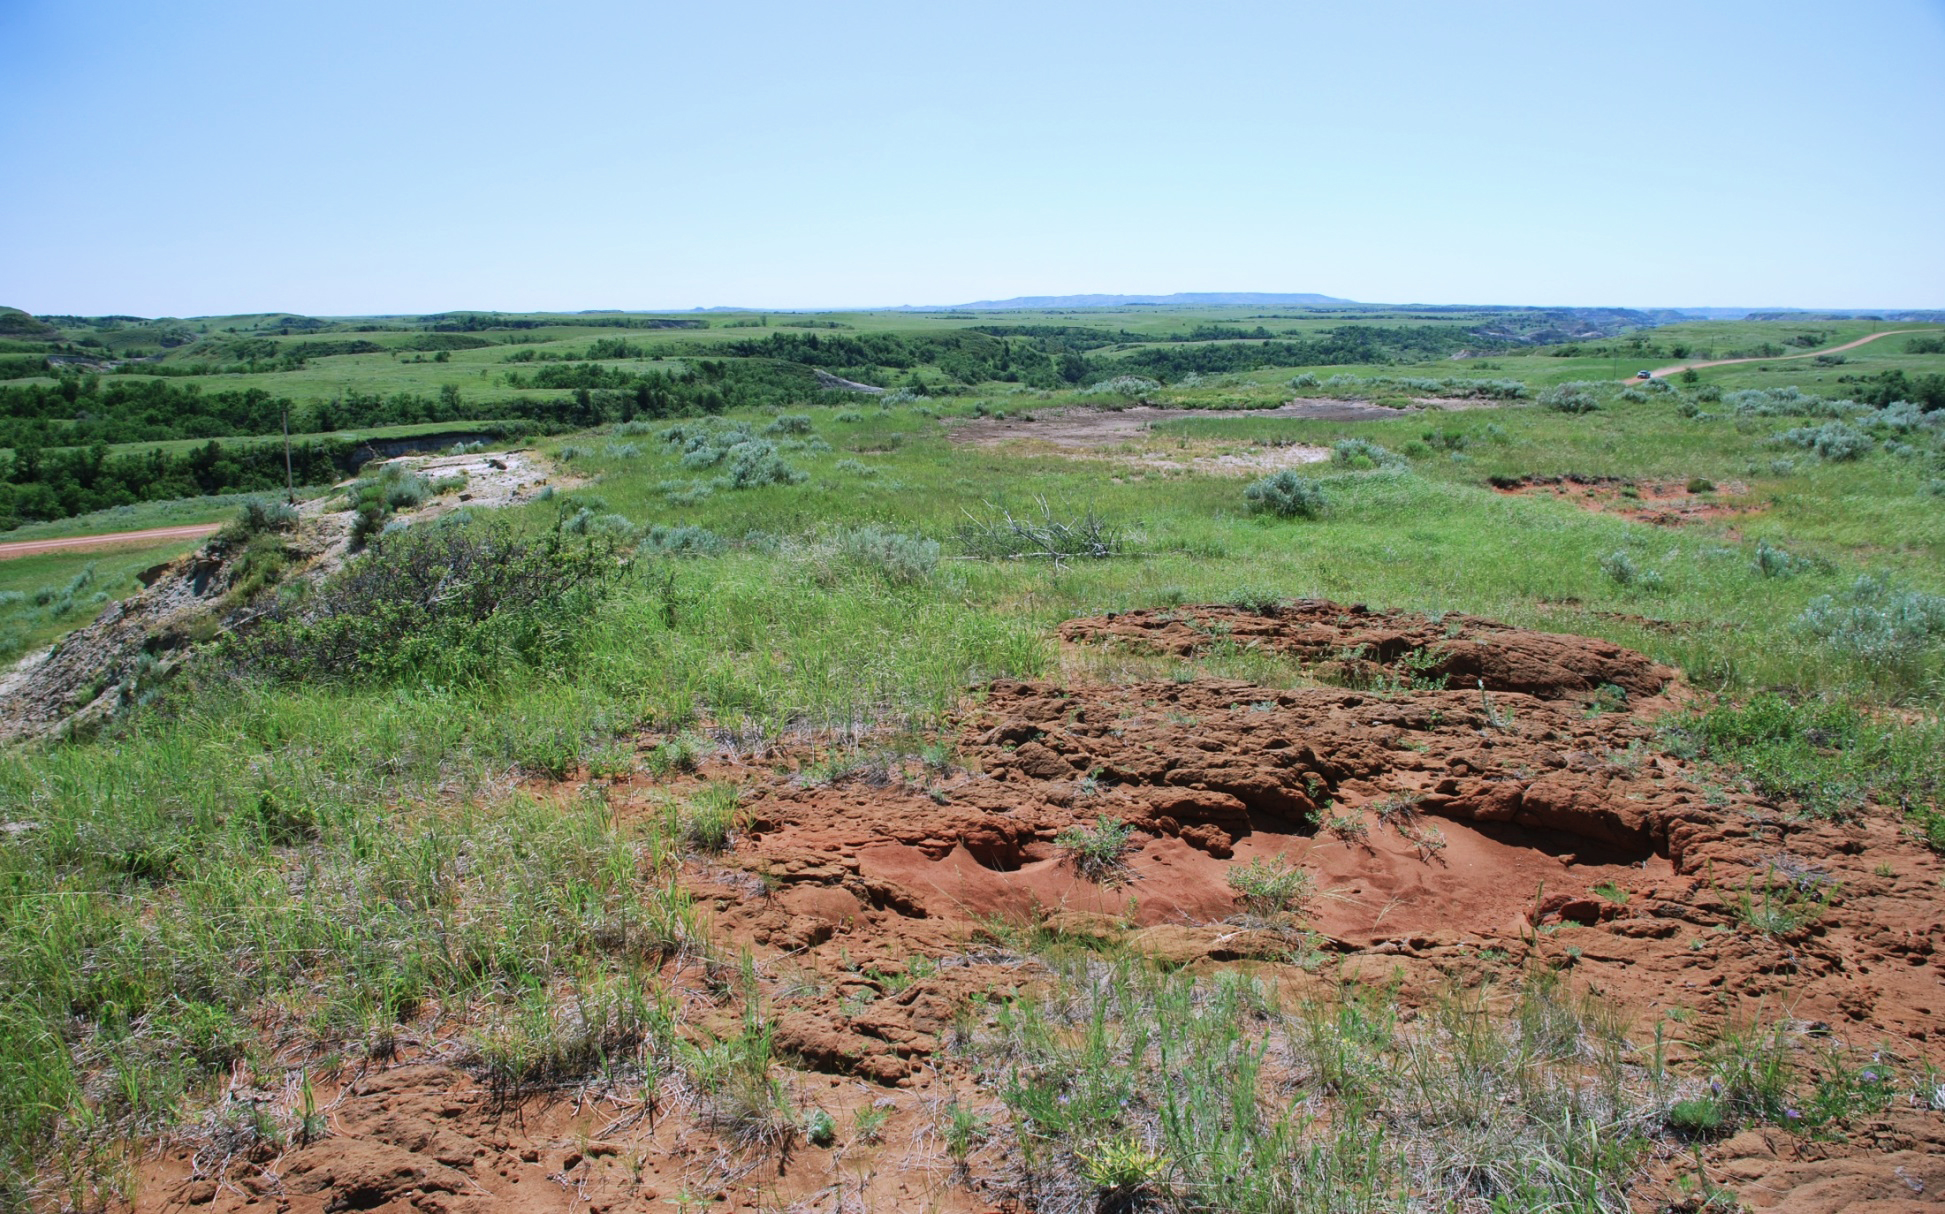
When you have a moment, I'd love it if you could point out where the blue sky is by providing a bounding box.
[2,1,1942,315]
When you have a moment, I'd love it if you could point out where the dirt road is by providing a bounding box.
[1643,328,1927,379]
[0,523,220,561]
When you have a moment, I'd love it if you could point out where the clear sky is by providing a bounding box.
[3,0,1942,316]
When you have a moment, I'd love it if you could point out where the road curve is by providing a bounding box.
[0,523,220,562]
[1640,328,1930,380]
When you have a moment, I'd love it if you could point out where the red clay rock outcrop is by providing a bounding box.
[1060,600,1679,701]
[132,603,1945,1214]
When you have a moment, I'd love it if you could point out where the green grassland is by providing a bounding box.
[0,492,289,542]
[2,307,1944,1204]
[0,543,201,661]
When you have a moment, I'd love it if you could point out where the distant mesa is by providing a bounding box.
[917,292,1359,311]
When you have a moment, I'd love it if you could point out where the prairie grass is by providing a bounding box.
[962,957,1922,1214]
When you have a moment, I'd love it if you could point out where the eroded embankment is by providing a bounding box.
[0,450,560,743]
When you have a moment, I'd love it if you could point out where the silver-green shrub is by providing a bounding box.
[1539,382,1604,413]
[1777,421,1871,461]
[1797,574,1945,667]
[1244,470,1327,518]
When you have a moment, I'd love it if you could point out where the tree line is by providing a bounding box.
[0,377,587,448]
[1105,324,1498,378]
[0,438,357,528]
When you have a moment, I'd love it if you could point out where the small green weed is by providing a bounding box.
[1054,817,1138,885]
[1225,855,1314,918]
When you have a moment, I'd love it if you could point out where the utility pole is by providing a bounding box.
[283,404,295,504]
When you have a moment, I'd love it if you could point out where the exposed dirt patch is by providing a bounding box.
[139,1057,982,1214]
[1491,473,1765,528]
[949,406,1338,477]
[734,677,1690,947]
[0,522,223,561]
[946,398,1421,451]
[1121,442,1332,477]
[139,601,1945,1214]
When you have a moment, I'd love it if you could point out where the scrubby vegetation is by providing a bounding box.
[1244,469,1328,517]
[236,519,626,684]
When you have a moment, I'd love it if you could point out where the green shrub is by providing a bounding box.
[1599,549,1663,590]
[349,502,388,548]
[1728,387,1856,418]
[235,520,625,685]
[1054,816,1137,884]
[1225,587,1283,613]
[717,440,806,489]
[1778,421,1871,461]
[642,524,726,557]
[228,531,293,603]
[217,497,299,544]
[1796,573,1945,667]
[1244,470,1326,519]
[563,507,639,540]
[1077,1137,1171,1201]
[667,419,760,468]
[1667,1097,1726,1138]
[1752,539,1808,579]
[1538,382,1603,413]
[644,734,706,776]
[764,414,813,437]
[1865,401,1927,432]
[1084,376,1161,399]
[1331,438,1403,470]
[833,526,940,583]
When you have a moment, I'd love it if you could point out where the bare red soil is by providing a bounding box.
[134,604,1945,1214]
[1492,474,1765,530]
